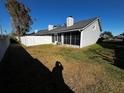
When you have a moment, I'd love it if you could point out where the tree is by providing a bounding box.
[100,31,113,39]
[5,0,33,36]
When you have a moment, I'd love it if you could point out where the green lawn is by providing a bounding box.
[26,44,124,93]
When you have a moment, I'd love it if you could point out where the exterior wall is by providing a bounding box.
[80,20,101,48]
[20,36,52,46]
[0,36,10,62]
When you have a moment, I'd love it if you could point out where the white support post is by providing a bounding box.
[61,33,64,45]
[70,32,72,45]
[80,31,83,48]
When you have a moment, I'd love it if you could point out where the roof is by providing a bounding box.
[34,17,100,35]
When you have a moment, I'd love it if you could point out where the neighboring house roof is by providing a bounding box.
[34,17,101,36]
[115,34,124,39]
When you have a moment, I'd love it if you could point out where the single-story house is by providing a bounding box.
[21,16,102,48]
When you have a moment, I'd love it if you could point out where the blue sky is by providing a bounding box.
[0,0,124,35]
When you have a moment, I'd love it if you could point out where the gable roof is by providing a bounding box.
[34,17,100,35]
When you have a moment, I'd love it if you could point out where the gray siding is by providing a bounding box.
[80,20,101,48]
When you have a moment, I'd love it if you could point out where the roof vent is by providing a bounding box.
[66,16,74,27]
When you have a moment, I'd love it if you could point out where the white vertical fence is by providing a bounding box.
[0,36,10,62]
[20,36,52,46]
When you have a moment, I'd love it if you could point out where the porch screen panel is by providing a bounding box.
[58,33,61,42]
[64,32,70,44]
[75,32,80,45]
[71,31,80,45]
[52,34,54,42]
[55,35,57,41]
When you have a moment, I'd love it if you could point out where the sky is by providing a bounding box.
[0,0,124,36]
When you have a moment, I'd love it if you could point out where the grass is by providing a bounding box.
[25,44,124,93]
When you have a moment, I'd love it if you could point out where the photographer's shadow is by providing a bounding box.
[52,61,74,93]
[0,42,74,93]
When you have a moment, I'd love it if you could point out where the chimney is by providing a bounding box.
[66,16,74,27]
[48,25,54,31]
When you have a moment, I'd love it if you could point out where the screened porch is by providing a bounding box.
[52,31,81,47]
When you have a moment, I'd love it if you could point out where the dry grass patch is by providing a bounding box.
[25,44,124,93]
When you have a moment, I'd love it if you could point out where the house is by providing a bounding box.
[21,16,102,48]
[114,33,124,39]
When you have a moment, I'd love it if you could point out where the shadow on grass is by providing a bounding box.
[0,41,74,93]
[98,41,124,69]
